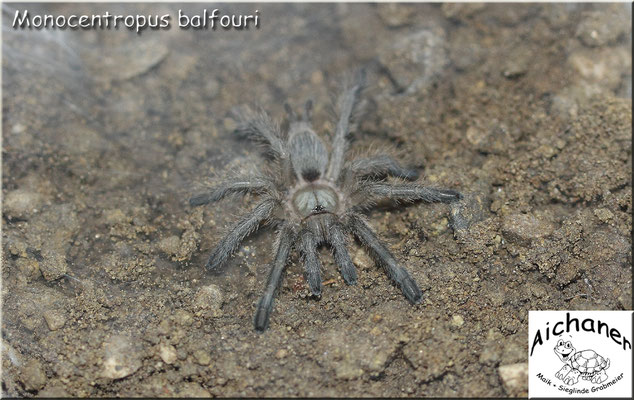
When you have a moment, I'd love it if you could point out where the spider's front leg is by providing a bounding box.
[347,213,422,303]
[254,223,296,331]
[298,229,323,297]
[326,69,366,182]
[203,198,277,272]
[233,107,289,160]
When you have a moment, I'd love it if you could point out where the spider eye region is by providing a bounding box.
[292,184,339,217]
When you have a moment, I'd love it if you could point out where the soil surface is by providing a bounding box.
[2,3,631,397]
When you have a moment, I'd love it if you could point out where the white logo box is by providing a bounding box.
[528,310,633,398]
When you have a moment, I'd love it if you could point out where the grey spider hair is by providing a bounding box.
[190,70,462,331]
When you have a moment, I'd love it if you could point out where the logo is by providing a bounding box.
[529,311,632,398]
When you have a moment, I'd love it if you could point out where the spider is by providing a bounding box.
[190,71,462,331]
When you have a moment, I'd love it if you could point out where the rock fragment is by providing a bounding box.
[451,314,465,327]
[193,284,224,317]
[502,214,555,246]
[20,359,47,391]
[159,344,178,365]
[498,362,528,397]
[43,309,66,331]
[378,27,448,93]
[193,350,211,366]
[3,189,42,219]
[101,335,142,380]
[594,208,614,223]
[450,192,488,232]
[158,236,180,256]
[38,250,67,281]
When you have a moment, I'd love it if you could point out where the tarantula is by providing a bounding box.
[190,71,462,331]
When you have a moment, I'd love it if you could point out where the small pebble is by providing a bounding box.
[498,362,528,396]
[352,250,371,270]
[451,314,465,327]
[43,309,66,331]
[501,213,555,247]
[38,250,68,281]
[104,209,128,225]
[20,359,47,391]
[3,189,42,219]
[193,349,211,366]
[158,236,180,256]
[594,208,614,223]
[378,27,448,93]
[275,349,288,359]
[159,344,178,365]
[193,284,224,317]
[6,238,28,257]
[16,258,40,282]
[335,361,364,380]
[36,384,69,397]
[441,3,485,21]
[502,47,532,79]
[12,123,25,134]
[173,309,193,326]
[101,335,142,380]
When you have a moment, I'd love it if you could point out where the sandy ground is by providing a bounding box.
[2,3,631,397]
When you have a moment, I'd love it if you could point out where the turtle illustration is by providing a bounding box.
[553,339,610,385]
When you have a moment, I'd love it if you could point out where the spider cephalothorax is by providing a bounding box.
[190,71,462,331]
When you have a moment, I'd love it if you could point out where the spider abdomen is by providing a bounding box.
[288,123,329,182]
[292,184,339,218]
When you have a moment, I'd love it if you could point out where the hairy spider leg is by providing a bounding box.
[326,69,366,182]
[298,229,323,297]
[204,198,277,272]
[362,182,462,204]
[327,220,358,285]
[302,99,313,122]
[233,107,295,183]
[347,154,419,181]
[347,213,422,304]
[189,176,273,206]
[234,108,288,160]
[254,223,296,331]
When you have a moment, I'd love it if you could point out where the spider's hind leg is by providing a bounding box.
[328,222,357,285]
[346,154,419,182]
